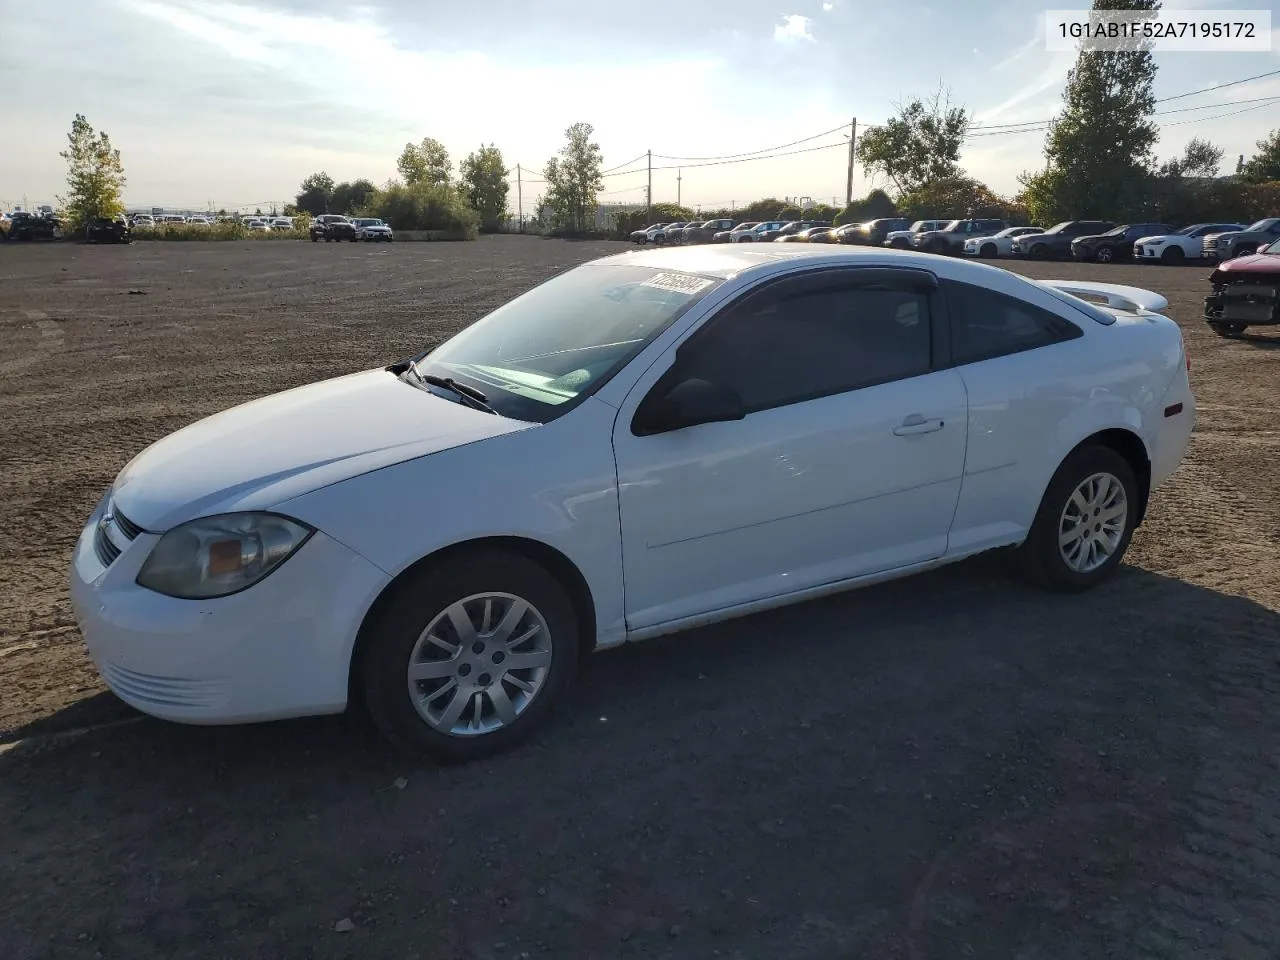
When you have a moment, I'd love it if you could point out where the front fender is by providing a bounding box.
[276,398,627,655]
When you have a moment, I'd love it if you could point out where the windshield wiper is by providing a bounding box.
[408,362,497,414]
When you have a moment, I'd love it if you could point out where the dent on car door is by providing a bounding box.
[610,268,970,631]
[941,277,1088,554]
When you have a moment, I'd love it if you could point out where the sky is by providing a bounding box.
[2,0,1279,213]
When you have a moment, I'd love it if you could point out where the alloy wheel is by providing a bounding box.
[1058,472,1128,573]
[406,592,552,737]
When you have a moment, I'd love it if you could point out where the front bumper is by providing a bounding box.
[69,493,390,725]
[1204,282,1280,326]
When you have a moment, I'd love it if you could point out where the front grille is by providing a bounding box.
[114,509,144,540]
[94,525,121,566]
[93,502,143,568]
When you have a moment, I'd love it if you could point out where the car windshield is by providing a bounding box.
[1043,222,1072,234]
[417,264,721,423]
[1244,219,1273,232]
[1101,225,1131,237]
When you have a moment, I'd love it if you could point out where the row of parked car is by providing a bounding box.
[628,215,1280,264]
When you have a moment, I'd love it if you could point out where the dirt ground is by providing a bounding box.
[2,236,1279,960]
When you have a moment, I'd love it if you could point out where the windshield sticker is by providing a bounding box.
[641,272,714,295]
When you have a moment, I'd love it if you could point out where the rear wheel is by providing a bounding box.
[1014,445,1137,592]
[1209,321,1247,337]
[360,549,581,762]
[1160,245,1184,264]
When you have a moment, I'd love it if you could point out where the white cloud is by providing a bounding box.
[822,2,834,11]
[773,14,815,42]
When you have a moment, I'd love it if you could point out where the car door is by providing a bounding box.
[610,266,970,631]
[939,275,1089,554]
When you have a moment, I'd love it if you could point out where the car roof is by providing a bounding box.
[593,240,1029,280]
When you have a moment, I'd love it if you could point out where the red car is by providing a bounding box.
[1204,238,1280,337]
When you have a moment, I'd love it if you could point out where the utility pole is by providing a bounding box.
[677,168,682,207]
[845,117,857,206]
[517,165,523,233]
[646,150,652,221]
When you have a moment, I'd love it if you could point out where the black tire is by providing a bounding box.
[1209,321,1247,337]
[1029,243,1049,260]
[360,548,582,762]
[311,235,318,242]
[979,243,997,258]
[1014,445,1138,592]
[1096,245,1114,263]
[1159,245,1184,264]
[889,238,909,249]
[927,239,948,255]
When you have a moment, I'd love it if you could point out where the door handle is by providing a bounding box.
[893,415,945,437]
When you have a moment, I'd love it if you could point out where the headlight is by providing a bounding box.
[136,512,314,599]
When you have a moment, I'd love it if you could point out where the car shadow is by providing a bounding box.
[4,557,1279,957]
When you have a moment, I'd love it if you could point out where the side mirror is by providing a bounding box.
[634,377,745,436]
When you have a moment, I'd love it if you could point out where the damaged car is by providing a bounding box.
[1203,237,1280,337]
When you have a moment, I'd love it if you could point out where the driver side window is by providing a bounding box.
[664,274,934,414]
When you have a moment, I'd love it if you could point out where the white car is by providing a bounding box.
[245,220,271,232]
[70,246,1195,761]
[963,226,1044,258]
[271,217,295,231]
[1132,222,1247,264]
[883,220,950,249]
[353,217,394,242]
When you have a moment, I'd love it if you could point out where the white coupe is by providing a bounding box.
[71,246,1195,761]
[963,226,1045,258]
[1133,222,1246,263]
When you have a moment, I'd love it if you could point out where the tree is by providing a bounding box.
[365,180,479,236]
[295,171,335,216]
[1019,0,1161,221]
[58,113,127,231]
[1241,129,1280,183]
[459,144,510,229]
[542,122,604,234]
[898,175,1023,221]
[1158,137,1223,179]
[855,88,969,195]
[330,178,378,215]
[397,137,452,186]
[834,188,898,225]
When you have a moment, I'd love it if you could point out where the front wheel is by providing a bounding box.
[360,549,581,762]
[1028,244,1048,260]
[1014,445,1137,592]
[1096,245,1114,263]
[979,243,997,258]
[1160,246,1184,264]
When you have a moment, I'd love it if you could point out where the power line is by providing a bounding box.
[651,123,850,162]
[1156,68,1280,104]
[966,94,1280,138]
[1164,96,1280,127]
[601,152,648,175]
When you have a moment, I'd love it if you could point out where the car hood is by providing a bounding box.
[111,369,531,532]
[1213,252,1280,273]
[1134,234,1172,244]
[1071,234,1109,244]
